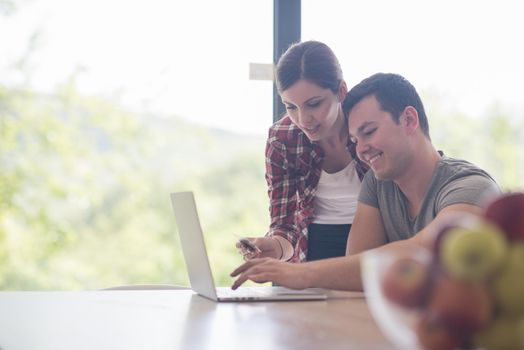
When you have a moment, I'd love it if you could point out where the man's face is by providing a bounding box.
[348,95,411,181]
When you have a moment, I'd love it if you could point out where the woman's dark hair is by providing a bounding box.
[275,40,343,94]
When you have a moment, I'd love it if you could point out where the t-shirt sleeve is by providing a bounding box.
[435,174,501,211]
[358,170,379,208]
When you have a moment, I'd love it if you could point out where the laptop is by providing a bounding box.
[170,191,327,302]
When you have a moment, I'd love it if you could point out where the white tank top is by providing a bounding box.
[312,160,361,224]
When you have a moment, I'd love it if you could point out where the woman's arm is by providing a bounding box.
[264,137,300,255]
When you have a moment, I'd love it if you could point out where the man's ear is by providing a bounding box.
[402,106,420,134]
[338,80,348,102]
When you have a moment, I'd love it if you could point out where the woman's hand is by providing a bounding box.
[236,237,284,261]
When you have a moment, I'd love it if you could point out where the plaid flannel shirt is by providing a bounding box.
[265,116,369,262]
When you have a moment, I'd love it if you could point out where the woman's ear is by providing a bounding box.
[402,106,420,134]
[338,80,348,102]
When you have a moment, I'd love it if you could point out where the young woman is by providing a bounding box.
[238,41,368,262]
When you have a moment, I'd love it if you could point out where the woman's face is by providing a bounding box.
[281,79,346,141]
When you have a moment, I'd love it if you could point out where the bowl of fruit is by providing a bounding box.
[362,192,524,350]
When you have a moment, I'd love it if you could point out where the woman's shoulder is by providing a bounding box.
[268,116,305,144]
[269,115,298,133]
[266,116,321,163]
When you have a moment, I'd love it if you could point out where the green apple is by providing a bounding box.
[473,316,524,350]
[440,222,507,281]
[493,243,524,317]
[430,212,479,259]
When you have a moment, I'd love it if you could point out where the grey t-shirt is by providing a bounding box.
[358,156,501,242]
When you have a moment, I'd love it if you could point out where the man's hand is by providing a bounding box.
[230,258,311,290]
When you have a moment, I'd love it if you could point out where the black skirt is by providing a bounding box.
[306,223,351,261]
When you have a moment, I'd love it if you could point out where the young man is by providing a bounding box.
[230,73,501,291]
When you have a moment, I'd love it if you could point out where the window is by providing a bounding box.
[0,0,273,289]
[303,0,524,190]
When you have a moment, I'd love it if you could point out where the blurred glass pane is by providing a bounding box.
[303,0,524,190]
[0,0,273,290]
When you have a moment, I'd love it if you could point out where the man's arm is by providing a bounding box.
[346,203,387,255]
[231,203,484,291]
[410,203,484,247]
[310,203,484,290]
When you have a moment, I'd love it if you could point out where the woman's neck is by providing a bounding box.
[318,111,348,151]
[318,111,352,173]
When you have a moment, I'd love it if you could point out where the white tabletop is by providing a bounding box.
[0,290,393,350]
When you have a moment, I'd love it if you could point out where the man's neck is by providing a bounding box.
[395,141,442,217]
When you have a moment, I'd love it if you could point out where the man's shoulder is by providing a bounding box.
[431,156,501,209]
[437,156,495,181]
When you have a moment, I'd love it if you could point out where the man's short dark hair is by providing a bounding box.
[343,73,430,138]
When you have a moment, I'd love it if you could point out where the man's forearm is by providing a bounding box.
[305,238,426,292]
[306,255,364,291]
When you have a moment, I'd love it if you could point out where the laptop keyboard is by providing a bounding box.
[217,286,324,298]
[217,286,277,298]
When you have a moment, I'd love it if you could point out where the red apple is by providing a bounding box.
[427,275,493,334]
[483,192,524,241]
[381,256,431,308]
[415,314,463,350]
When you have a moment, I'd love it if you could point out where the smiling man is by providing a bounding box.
[231,73,501,291]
